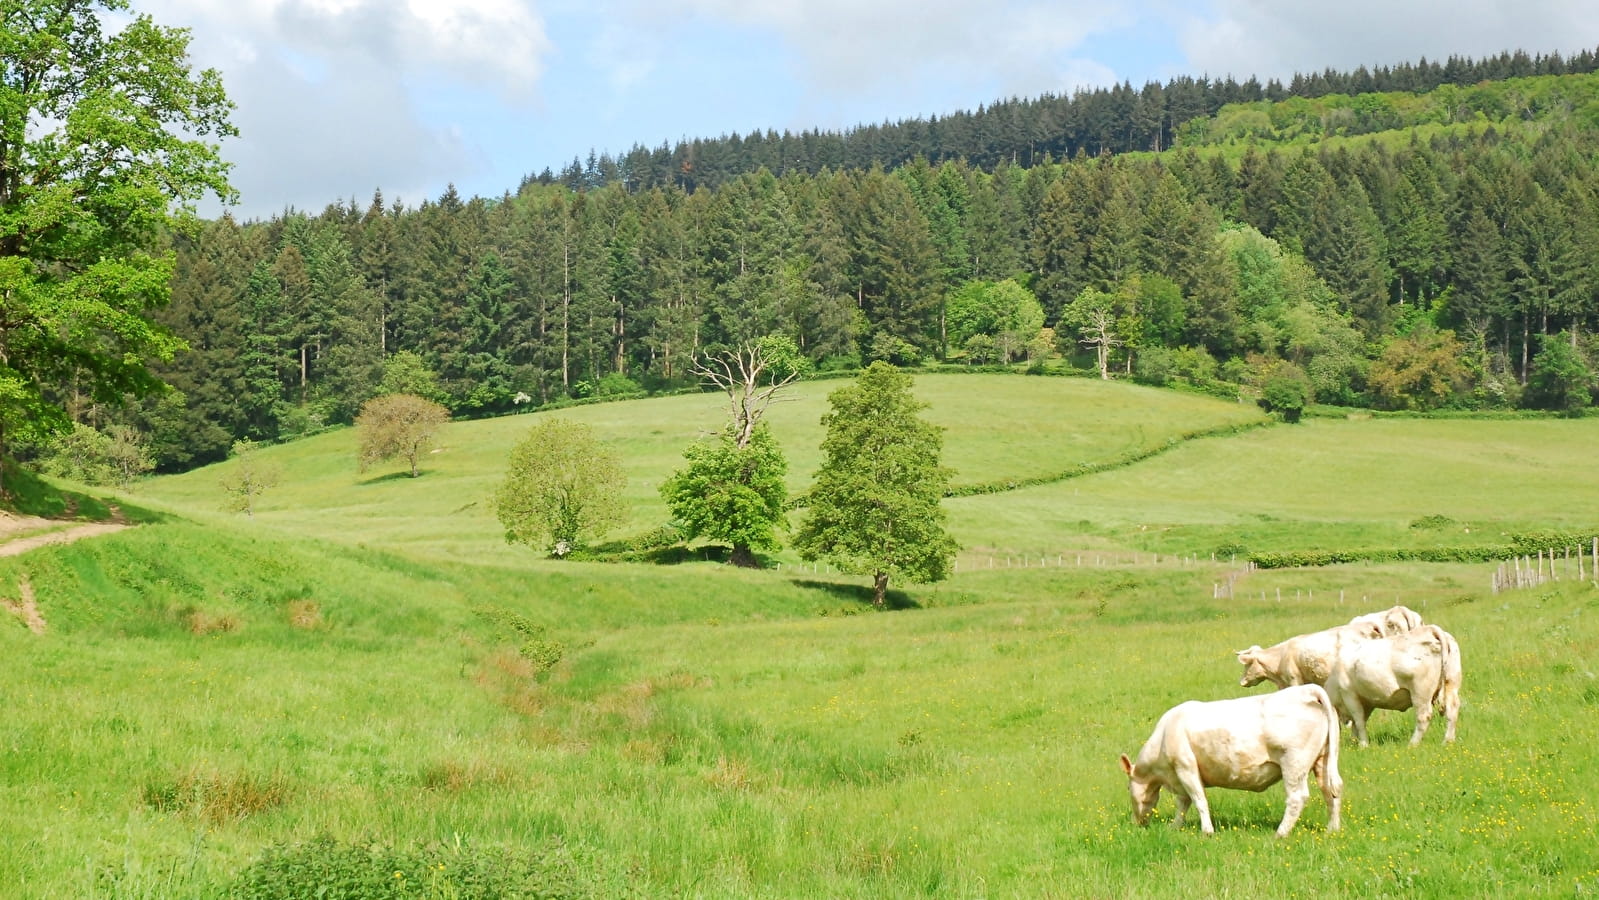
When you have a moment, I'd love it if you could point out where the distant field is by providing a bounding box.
[951,416,1599,557]
[128,374,1265,562]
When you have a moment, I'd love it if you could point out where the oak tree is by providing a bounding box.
[1,0,236,491]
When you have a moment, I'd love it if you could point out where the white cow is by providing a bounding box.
[1348,605,1425,637]
[1119,684,1343,837]
[1323,624,1462,747]
[1236,621,1383,690]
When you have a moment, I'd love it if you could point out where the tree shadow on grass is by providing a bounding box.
[788,579,921,610]
[356,471,426,486]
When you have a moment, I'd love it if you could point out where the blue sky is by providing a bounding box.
[132,0,1599,220]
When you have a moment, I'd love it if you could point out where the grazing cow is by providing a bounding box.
[1118,684,1343,837]
[1324,624,1462,747]
[1236,622,1383,690]
[1349,605,1425,637]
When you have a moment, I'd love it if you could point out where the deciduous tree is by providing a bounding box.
[494,418,625,556]
[794,362,957,608]
[662,336,803,566]
[0,0,235,492]
[219,439,280,519]
[355,393,449,478]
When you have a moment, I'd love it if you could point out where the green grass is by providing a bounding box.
[7,375,1599,897]
[3,518,1595,897]
[128,374,1266,562]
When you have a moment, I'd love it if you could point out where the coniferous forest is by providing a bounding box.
[41,48,1599,474]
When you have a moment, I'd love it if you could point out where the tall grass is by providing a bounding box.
[7,378,1599,896]
[3,514,1596,896]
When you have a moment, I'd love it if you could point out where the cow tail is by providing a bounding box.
[1309,683,1340,788]
[1435,626,1462,711]
[1416,624,1450,710]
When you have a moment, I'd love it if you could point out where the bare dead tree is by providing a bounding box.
[692,341,803,448]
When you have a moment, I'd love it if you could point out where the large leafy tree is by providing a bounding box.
[794,362,957,608]
[0,0,235,492]
[661,336,804,567]
[494,418,626,557]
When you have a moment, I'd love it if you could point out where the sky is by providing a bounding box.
[128,0,1599,221]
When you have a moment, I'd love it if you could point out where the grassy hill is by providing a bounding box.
[4,374,1598,897]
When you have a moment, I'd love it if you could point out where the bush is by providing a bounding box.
[1133,346,1176,386]
[225,833,607,899]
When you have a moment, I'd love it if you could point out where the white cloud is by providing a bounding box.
[1179,0,1599,82]
[133,0,550,216]
[618,0,1131,101]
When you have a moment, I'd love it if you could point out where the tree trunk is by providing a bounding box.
[730,543,759,568]
[873,571,890,609]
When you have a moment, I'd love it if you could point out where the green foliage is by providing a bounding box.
[474,606,566,676]
[865,331,922,367]
[661,424,788,567]
[39,423,154,488]
[1256,359,1313,422]
[225,833,606,899]
[218,439,280,518]
[493,418,626,556]
[795,362,958,606]
[356,393,451,478]
[376,351,447,405]
[0,0,235,491]
[946,279,1045,361]
[1525,333,1595,417]
[1368,329,1472,411]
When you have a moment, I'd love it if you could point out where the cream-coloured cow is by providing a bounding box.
[1236,621,1383,690]
[1119,684,1343,837]
[1348,605,1424,637]
[1323,624,1462,747]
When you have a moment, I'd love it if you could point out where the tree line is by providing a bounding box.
[536,47,1599,193]
[25,53,1599,481]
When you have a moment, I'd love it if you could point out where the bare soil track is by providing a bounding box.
[0,510,131,558]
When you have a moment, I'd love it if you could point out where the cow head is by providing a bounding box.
[1119,753,1160,826]
[1236,645,1269,687]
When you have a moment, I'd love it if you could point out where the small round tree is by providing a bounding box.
[494,418,626,557]
[660,423,787,567]
[355,393,450,478]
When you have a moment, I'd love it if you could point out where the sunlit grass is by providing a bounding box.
[3,517,1594,896]
[8,378,1599,896]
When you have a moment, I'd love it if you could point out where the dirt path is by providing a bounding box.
[0,509,131,558]
[2,575,46,634]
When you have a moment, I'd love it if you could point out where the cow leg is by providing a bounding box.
[1410,692,1434,746]
[1276,770,1310,838]
[1171,790,1191,829]
[1174,769,1214,834]
[1442,687,1460,744]
[1346,701,1371,748]
[1314,753,1342,832]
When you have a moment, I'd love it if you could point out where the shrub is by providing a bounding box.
[225,834,607,899]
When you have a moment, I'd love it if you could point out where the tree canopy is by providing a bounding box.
[355,392,449,478]
[0,0,235,490]
[493,418,626,556]
[794,362,957,608]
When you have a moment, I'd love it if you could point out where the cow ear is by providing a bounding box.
[1236,646,1258,660]
[1119,753,1134,777]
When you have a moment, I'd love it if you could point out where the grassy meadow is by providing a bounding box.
[4,373,1599,898]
